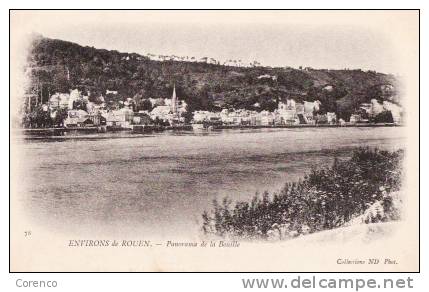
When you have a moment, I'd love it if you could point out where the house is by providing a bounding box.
[105,112,121,127]
[360,103,373,115]
[106,108,134,128]
[349,114,362,124]
[297,113,307,124]
[259,111,275,126]
[88,114,106,126]
[68,89,82,110]
[193,111,213,123]
[286,99,296,109]
[76,117,94,127]
[303,100,321,113]
[382,101,402,124]
[315,114,328,124]
[64,110,89,127]
[204,115,223,126]
[278,99,299,125]
[150,105,172,122]
[124,98,135,108]
[249,113,262,126]
[261,115,274,126]
[327,112,337,124]
[150,106,185,125]
[273,111,283,125]
[49,93,70,109]
[278,101,287,111]
[219,109,233,124]
[303,112,316,124]
[278,98,297,111]
[278,109,298,125]
[257,74,277,81]
[133,112,152,125]
[370,99,385,115]
[359,100,402,123]
[323,85,334,92]
[295,103,304,115]
[148,98,165,107]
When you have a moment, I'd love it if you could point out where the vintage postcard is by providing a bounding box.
[10,10,419,272]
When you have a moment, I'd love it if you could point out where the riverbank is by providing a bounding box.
[15,122,402,137]
[207,123,400,130]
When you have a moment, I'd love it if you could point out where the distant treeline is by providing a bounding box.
[202,148,403,240]
[26,36,400,120]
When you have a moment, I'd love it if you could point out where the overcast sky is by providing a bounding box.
[12,11,419,74]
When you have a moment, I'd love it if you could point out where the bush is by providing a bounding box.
[372,110,394,123]
[202,147,404,240]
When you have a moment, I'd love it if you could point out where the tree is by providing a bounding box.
[138,99,153,111]
[202,148,404,239]
[73,99,87,110]
[53,108,68,127]
[24,36,399,122]
[28,105,51,128]
[372,110,394,123]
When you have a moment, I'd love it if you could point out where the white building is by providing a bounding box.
[286,99,296,109]
[49,92,70,109]
[323,85,334,92]
[278,99,297,111]
[371,99,385,115]
[257,74,277,81]
[259,110,275,126]
[303,112,315,125]
[193,111,219,123]
[279,110,299,125]
[303,100,321,113]
[105,108,134,128]
[359,99,402,123]
[148,98,165,107]
[64,109,90,127]
[278,99,299,125]
[278,101,287,111]
[327,112,337,124]
[68,89,81,110]
[382,101,402,123]
[350,114,362,124]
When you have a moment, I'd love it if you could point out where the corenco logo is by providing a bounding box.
[16,279,57,288]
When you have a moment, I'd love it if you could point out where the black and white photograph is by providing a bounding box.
[9,10,419,272]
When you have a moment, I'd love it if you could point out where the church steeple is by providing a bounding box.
[171,83,178,115]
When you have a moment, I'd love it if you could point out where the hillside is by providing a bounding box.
[24,36,401,119]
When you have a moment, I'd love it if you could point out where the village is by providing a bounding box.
[20,84,403,134]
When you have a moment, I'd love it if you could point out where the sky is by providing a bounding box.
[11,10,419,74]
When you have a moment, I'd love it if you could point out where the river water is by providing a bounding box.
[13,127,405,238]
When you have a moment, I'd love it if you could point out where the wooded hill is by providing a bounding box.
[25,35,401,120]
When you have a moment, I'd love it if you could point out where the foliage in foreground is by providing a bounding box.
[202,148,403,240]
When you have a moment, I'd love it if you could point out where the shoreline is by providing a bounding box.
[205,123,400,130]
[11,123,404,142]
[15,122,402,135]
